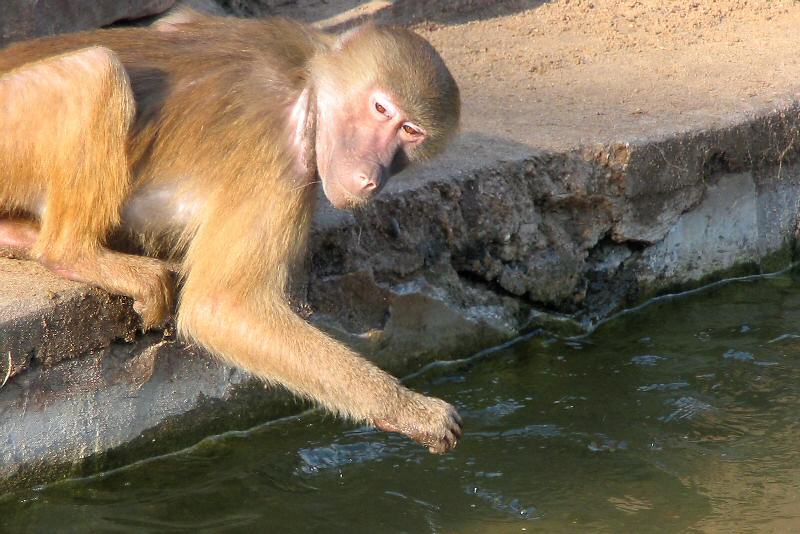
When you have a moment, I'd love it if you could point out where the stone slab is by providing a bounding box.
[0,0,175,46]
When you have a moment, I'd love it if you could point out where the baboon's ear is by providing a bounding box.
[153,0,223,31]
[333,22,374,50]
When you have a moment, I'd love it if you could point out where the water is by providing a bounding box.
[4,273,800,532]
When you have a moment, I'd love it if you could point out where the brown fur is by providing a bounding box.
[0,15,462,452]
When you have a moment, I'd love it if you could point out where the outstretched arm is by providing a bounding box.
[176,190,462,453]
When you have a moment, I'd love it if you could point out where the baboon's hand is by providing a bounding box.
[374,392,463,454]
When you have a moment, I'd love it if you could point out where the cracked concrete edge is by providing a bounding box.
[0,270,142,382]
[307,101,800,321]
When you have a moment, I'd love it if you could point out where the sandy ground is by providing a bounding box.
[412,0,800,151]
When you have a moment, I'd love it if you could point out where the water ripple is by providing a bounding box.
[296,441,397,475]
[661,396,715,422]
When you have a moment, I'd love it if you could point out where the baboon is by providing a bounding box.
[0,11,463,452]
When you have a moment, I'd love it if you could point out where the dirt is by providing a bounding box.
[412,0,800,151]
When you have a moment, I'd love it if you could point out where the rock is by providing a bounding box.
[0,0,176,46]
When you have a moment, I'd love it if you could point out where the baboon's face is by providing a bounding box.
[315,86,425,209]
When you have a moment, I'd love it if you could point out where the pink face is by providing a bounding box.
[315,87,426,209]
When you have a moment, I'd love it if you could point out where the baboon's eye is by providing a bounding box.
[402,124,421,136]
[375,102,387,115]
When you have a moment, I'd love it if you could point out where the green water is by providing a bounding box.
[5,273,800,533]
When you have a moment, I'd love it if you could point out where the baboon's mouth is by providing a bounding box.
[333,179,371,209]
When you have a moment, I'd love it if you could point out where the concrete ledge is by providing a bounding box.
[0,260,140,382]
[0,336,302,487]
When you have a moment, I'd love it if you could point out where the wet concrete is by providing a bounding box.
[0,335,302,486]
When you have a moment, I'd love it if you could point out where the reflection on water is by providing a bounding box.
[5,272,800,532]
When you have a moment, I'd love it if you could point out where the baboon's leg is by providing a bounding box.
[0,47,172,328]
